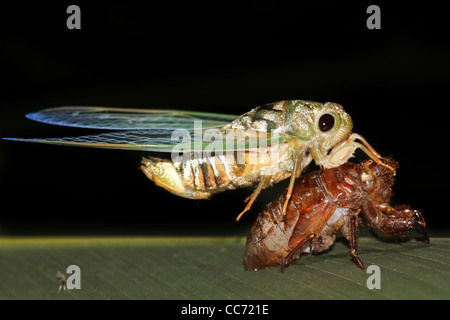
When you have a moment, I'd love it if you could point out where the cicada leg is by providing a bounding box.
[349,215,365,270]
[409,209,430,244]
[377,204,430,243]
[241,148,303,220]
[326,133,396,174]
[280,234,316,273]
[235,176,271,221]
[281,150,302,216]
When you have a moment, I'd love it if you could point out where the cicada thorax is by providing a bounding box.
[319,162,366,207]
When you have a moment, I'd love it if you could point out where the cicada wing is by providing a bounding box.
[4,130,179,152]
[25,106,238,130]
[5,129,286,152]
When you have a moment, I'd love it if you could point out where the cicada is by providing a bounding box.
[244,159,429,272]
[6,100,394,219]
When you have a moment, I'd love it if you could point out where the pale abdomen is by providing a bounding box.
[140,143,294,200]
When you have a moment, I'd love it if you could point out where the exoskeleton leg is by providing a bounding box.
[280,234,317,273]
[378,205,430,243]
[348,215,365,270]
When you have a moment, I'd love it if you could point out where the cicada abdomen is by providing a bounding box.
[244,160,429,272]
[140,128,297,201]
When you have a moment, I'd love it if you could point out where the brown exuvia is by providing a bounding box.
[244,160,429,272]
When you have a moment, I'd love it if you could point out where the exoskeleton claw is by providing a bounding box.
[411,210,430,243]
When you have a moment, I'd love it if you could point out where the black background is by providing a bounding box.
[0,1,448,237]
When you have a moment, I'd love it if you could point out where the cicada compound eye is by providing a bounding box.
[318,113,335,132]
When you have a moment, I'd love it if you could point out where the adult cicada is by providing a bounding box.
[244,159,429,272]
[5,100,394,219]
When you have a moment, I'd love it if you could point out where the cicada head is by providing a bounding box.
[315,102,354,151]
[285,100,353,157]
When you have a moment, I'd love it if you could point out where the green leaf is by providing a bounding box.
[0,236,448,299]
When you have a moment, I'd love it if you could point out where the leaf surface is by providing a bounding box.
[0,236,448,300]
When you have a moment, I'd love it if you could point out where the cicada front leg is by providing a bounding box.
[348,215,365,270]
[377,204,430,243]
[325,133,396,174]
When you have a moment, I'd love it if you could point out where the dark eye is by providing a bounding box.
[318,113,335,132]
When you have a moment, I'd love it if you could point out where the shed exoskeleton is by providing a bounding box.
[244,159,428,272]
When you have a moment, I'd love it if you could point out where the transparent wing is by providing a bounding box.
[6,106,285,152]
[5,129,286,152]
[25,106,238,130]
[5,130,179,151]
